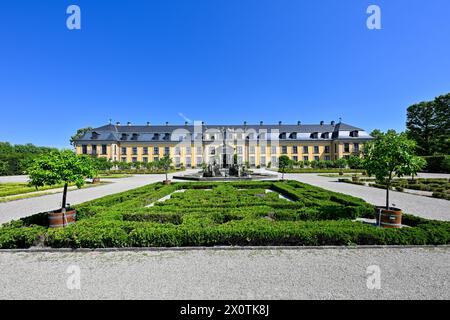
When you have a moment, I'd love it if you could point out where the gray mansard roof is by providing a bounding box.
[74,122,373,143]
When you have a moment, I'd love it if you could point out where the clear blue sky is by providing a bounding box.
[1,0,449,148]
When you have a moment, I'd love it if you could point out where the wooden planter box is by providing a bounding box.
[48,209,77,228]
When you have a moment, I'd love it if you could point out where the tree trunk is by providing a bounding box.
[165,171,168,182]
[61,183,68,210]
[386,184,390,210]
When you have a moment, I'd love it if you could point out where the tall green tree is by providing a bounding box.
[406,93,450,155]
[363,130,426,210]
[70,127,93,146]
[27,150,97,212]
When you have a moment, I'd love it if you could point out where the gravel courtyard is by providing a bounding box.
[0,247,448,300]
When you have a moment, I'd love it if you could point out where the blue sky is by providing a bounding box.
[0,0,449,148]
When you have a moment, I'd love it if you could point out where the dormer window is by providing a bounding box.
[279,132,287,140]
[131,133,139,141]
[310,132,319,139]
[289,132,297,139]
[152,133,160,140]
[120,133,128,141]
[91,132,99,140]
[163,133,170,141]
[321,132,330,139]
[350,130,359,137]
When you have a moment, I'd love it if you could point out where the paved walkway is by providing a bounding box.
[0,247,448,299]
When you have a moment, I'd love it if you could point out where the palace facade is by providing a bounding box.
[73,121,373,168]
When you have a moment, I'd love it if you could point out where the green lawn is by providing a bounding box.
[0,182,70,198]
[0,181,108,202]
[270,168,366,174]
[1,181,449,248]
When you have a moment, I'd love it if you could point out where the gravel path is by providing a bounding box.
[0,171,198,224]
[0,247,448,300]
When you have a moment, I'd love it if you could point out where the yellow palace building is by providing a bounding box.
[74,120,373,168]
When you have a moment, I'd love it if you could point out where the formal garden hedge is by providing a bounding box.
[1,181,449,248]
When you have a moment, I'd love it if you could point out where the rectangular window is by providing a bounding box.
[344,143,350,153]
[293,156,298,162]
[121,147,127,155]
[175,157,180,166]
[353,143,360,152]
[121,157,127,162]
[260,146,266,154]
[324,146,330,154]
[303,155,309,161]
[271,146,277,154]
[303,146,309,154]
[154,147,159,155]
[132,157,137,163]
[281,146,288,154]
[210,147,215,155]
[164,147,170,156]
[186,157,192,167]
[293,146,298,154]
[132,147,138,155]
[143,157,148,163]
[196,146,202,155]
[250,146,255,154]
[250,156,255,166]
[314,146,319,154]
[314,156,320,161]
[175,147,180,155]
[271,156,278,165]
[82,145,87,154]
[237,156,243,165]
[101,145,107,155]
[196,157,203,165]
[143,147,148,155]
[186,147,192,155]
[325,155,331,161]
[237,146,243,154]
[91,145,97,155]
[260,156,266,166]
[153,156,159,162]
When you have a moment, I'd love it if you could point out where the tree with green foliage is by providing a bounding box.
[27,150,97,213]
[278,155,291,180]
[0,142,58,176]
[406,93,450,155]
[363,130,426,210]
[347,155,363,169]
[91,157,113,171]
[158,156,172,182]
[70,127,93,146]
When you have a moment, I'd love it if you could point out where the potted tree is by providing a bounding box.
[363,130,426,228]
[27,150,96,228]
[159,156,173,184]
[278,155,291,181]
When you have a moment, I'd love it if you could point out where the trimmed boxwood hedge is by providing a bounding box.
[1,181,449,248]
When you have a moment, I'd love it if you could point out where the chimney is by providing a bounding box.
[146,121,150,126]
[297,121,301,126]
[244,121,247,126]
[127,121,131,126]
[202,121,205,125]
[260,121,263,126]
[116,122,121,126]
[165,121,169,126]
[320,121,324,126]
[278,121,282,126]
[185,121,188,126]
[331,121,335,126]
